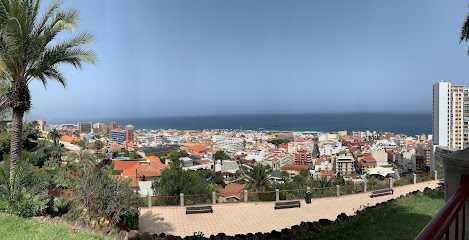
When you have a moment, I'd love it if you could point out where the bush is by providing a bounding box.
[14,188,48,218]
[63,162,138,226]
[0,156,50,218]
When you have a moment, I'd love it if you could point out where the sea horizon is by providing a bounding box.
[43,112,432,136]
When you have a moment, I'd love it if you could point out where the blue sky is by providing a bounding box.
[28,0,469,121]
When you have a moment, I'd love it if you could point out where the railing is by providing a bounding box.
[143,171,442,207]
[367,179,390,191]
[416,172,433,183]
[139,195,180,207]
[393,175,413,187]
[416,179,469,240]
[184,193,212,206]
[247,190,277,202]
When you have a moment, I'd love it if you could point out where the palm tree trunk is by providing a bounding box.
[9,108,24,185]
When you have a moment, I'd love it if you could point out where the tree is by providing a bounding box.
[152,168,214,197]
[66,150,97,168]
[280,170,290,183]
[268,139,290,146]
[44,145,65,168]
[213,151,230,161]
[461,6,469,54]
[0,0,96,186]
[48,129,61,146]
[129,150,142,160]
[169,151,188,169]
[93,140,103,152]
[245,163,271,191]
[77,141,86,150]
[21,121,39,150]
[292,169,310,187]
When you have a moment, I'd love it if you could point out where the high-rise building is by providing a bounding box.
[103,125,110,134]
[295,149,312,165]
[110,130,126,144]
[126,129,134,142]
[77,122,92,133]
[36,120,46,132]
[93,122,105,133]
[433,81,467,149]
[110,121,116,130]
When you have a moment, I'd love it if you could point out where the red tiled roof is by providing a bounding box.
[219,183,247,199]
[189,145,209,152]
[280,164,309,171]
[145,156,161,164]
[114,161,139,171]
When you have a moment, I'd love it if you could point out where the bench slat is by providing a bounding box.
[370,188,393,198]
[275,201,301,210]
[186,205,213,214]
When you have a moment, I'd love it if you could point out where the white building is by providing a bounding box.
[433,81,469,149]
[220,138,244,152]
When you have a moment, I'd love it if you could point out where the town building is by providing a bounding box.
[37,120,47,132]
[295,149,312,165]
[110,130,126,144]
[77,122,92,133]
[110,121,116,130]
[335,151,355,175]
[433,81,468,149]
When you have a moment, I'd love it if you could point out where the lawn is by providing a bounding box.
[301,189,445,240]
[0,215,112,240]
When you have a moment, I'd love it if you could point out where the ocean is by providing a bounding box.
[51,113,432,136]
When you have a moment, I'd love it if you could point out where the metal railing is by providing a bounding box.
[416,178,469,240]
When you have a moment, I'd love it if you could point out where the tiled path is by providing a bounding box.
[139,180,440,237]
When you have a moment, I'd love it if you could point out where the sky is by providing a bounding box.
[27,0,469,121]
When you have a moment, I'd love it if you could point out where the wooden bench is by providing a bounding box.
[370,188,394,198]
[186,205,213,214]
[275,200,301,210]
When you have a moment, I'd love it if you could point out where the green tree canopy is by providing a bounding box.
[246,163,272,191]
[48,129,61,146]
[152,168,214,196]
[268,139,290,146]
[213,151,230,161]
[0,0,96,186]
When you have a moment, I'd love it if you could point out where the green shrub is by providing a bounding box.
[14,188,48,217]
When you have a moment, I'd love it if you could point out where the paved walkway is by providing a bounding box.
[139,180,440,237]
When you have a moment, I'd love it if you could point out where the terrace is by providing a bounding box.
[139,177,439,237]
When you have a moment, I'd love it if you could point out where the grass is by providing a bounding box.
[0,214,112,240]
[301,189,445,240]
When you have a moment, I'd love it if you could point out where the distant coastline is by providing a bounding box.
[45,112,432,136]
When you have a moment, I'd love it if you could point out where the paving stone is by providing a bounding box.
[139,180,439,238]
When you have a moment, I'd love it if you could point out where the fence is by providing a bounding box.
[367,179,390,191]
[184,194,212,206]
[417,172,433,183]
[340,183,365,196]
[247,190,277,202]
[144,171,442,207]
[393,175,413,187]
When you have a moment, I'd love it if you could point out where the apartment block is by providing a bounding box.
[433,81,469,149]
[77,122,92,133]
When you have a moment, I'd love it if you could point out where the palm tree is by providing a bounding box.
[246,163,272,191]
[0,0,96,185]
[461,6,469,53]
[47,144,65,165]
[66,150,97,167]
[48,128,61,146]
